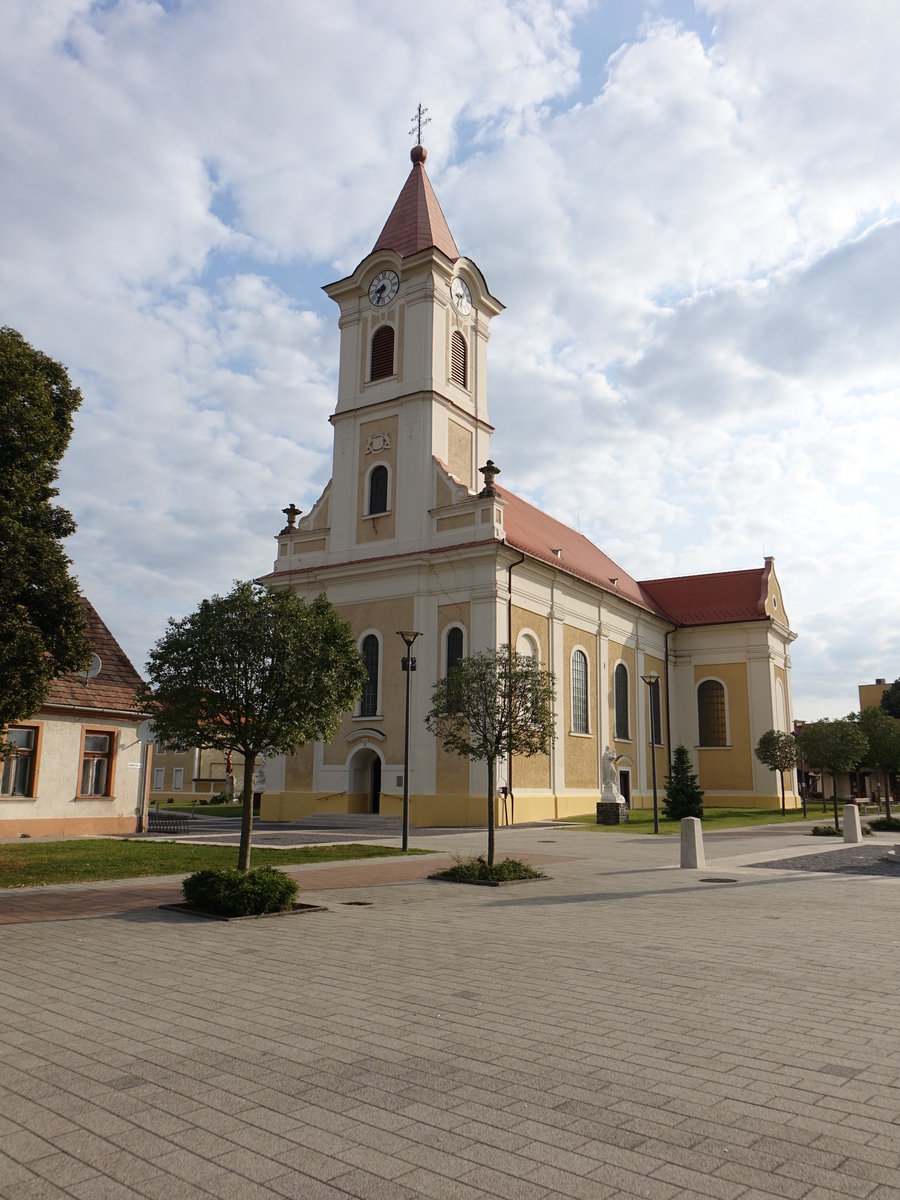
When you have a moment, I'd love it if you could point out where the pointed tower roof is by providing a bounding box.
[372,145,460,260]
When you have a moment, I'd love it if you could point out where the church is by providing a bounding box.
[258,141,797,825]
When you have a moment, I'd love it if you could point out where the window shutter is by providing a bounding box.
[370,326,394,380]
[450,331,467,387]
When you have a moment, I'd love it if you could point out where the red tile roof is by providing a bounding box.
[500,489,654,611]
[640,563,771,626]
[372,148,459,260]
[45,598,146,716]
[501,489,772,626]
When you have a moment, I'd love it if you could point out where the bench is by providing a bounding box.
[147,811,191,834]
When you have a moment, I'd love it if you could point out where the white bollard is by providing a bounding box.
[843,804,862,844]
[680,816,705,868]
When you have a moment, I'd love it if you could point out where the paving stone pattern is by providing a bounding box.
[1,827,898,1199]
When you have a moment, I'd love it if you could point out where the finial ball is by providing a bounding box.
[410,144,427,165]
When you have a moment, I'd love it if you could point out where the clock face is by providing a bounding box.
[368,270,399,307]
[451,277,472,315]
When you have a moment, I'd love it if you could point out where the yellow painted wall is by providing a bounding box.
[356,414,398,544]
[435,603,471,795]
[509,605,551,789]
[859,682,888,711]
[694,662,754,790]
[564,625,598,789]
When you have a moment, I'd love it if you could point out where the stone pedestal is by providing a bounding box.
[680,817,705,868]
[596,801,628,825]
[843,804,863,844]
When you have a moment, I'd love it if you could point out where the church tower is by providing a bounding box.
[316,142,504,559]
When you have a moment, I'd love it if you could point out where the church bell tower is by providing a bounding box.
[319,140,504,559]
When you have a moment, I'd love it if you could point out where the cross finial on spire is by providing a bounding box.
[409,103,431,146]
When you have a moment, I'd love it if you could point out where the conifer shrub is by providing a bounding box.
[663,745,704,821]
[182,867,298,916]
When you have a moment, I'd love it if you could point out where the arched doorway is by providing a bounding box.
[348,747,382,814]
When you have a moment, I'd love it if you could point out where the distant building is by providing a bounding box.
[859,678,890,711]
[1,599,148,836]
[148,746,245,806]
[258,144,798,823]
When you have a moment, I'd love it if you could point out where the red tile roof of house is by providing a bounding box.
[45,598,145,715]
[639,563,772,626]
[372,147,460,260]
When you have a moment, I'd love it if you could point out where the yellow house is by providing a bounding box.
[148,746,246,807]
[258,143,797,824]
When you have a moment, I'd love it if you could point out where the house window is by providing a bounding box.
[360,634,379,717]
[368,465,389,515]
[614,663,629,739]
[172,767,184,791]
[80,730,116,796]
[450,331,467,388]
[1,726,38,796]
[698,680,727,746]
[446,627,464,676]
[153,767,164,791]
[370,325,394,381]
[572,650,589,734]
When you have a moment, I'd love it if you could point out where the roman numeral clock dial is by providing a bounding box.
[368,270,399,307]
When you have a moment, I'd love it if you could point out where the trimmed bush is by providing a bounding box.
[182,866,298,916]
[868,816,900,832]
[430,855,546,883]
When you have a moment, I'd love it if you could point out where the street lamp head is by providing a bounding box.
[397,630,422,648]
[640,672,660,686]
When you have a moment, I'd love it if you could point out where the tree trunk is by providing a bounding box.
[486,757,495,867]
[885,770,893,822]
[779,769,785,814]
[238,751,256,872]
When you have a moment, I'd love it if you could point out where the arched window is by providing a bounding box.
[517,632,539,662]
[614,663,629,740]
[446,627,464,676]
[572,650,588,734]
[698,679,727,747]
[370,325,394,381]
[450,331,467,388]
[367,465,388,515]
[360,635,379,717]
[776,678,787,732]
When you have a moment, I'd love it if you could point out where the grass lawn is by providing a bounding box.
[0,840,431,889]
[557,806,816,835]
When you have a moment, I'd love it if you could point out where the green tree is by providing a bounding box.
[795,717,868,831]
[856,707,900,821]
[140,582,367,871]
[663,745,704,820]
[0,328,91,737]
[754,729,799,813]
[425,647,555,866]
[879,678,900,719]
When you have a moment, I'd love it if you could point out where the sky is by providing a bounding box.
[2,0,898,721]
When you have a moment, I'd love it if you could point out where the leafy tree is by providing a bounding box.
[754,729,799,813]
[855,707,900,820]
[663,745,704,821]
[425,647,555,866]
[795,718,868,831]
[140,582,367,871]
[0,328,91,737]
[879,678,900,719]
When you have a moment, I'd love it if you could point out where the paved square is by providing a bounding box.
[1,825,898,1199]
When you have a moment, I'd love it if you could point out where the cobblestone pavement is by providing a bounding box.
[1,827,898,1200]
[750,843,900,878]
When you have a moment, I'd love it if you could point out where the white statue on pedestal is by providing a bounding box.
[601,745,626,805]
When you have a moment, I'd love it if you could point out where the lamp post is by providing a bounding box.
[641,672,661,834]
[397,630,421,853]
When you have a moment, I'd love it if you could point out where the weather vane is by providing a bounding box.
[409,103,431,146]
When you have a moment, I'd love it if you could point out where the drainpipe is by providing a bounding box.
[506,549,526,824]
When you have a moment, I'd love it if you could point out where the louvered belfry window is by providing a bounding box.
[450,331,467,388]
[370,325,394,381]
